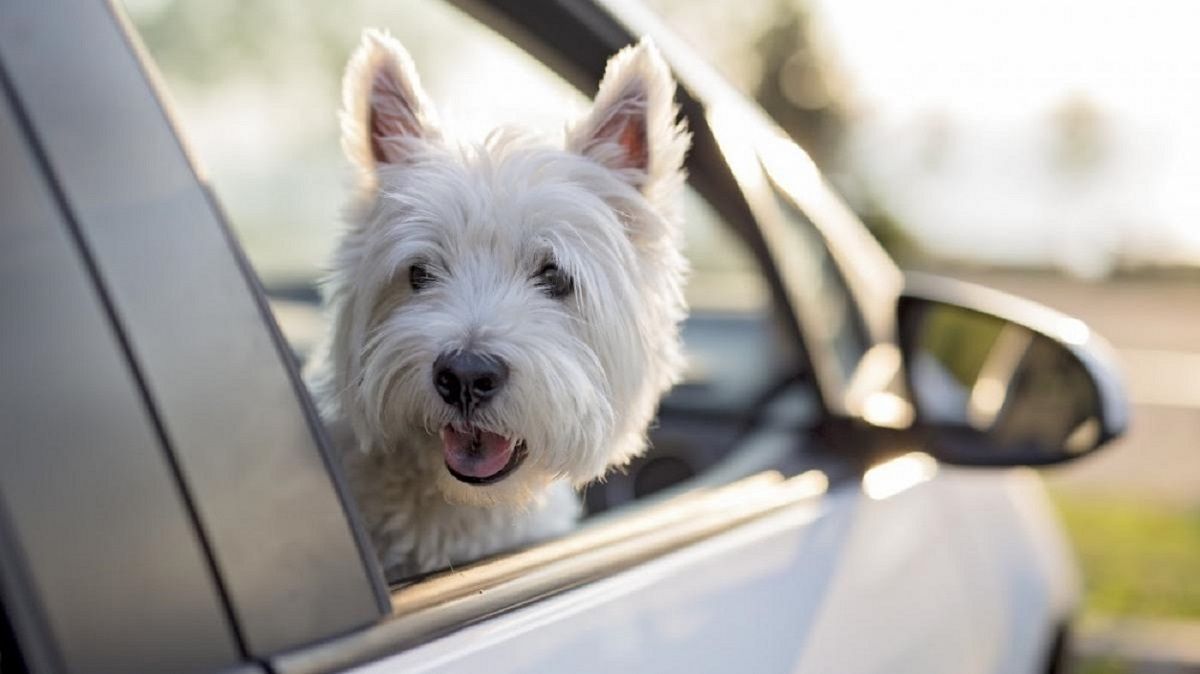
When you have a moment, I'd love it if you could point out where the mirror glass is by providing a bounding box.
[900,299,1106,465]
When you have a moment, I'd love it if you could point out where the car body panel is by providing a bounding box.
[347,470,1069,674]
[349,497,845,674]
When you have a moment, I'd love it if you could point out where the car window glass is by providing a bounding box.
[585,185,810,512]
[122,0,810,516]
[675,188,787,412]
[764,170,871,381]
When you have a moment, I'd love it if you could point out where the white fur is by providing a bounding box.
[308,30,691,579]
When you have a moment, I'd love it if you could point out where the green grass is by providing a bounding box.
[1076,657,1131,674]
[1049,489,1200,620]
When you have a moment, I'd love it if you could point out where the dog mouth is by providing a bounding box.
[440,425,527,485]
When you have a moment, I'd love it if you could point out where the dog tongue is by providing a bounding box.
[440,426,515,479]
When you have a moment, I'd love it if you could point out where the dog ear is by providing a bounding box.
[341,29,440,175]
[568,38,689,193]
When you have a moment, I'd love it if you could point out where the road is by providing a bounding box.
[947,269,1200,505]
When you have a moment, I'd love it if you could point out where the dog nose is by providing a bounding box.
[433,351,509,412]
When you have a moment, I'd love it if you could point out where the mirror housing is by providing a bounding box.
[897,273,1128,466]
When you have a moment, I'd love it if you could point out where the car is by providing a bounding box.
[0,0,1126,672]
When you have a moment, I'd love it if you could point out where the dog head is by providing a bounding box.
[322,30,690,506]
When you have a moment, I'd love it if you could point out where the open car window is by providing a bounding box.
[123,0,588,360]
[121,0,820,583]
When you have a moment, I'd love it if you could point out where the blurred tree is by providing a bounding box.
[751,0,845,172]
[128,0,353,88]
[917,112,954,175]
[851,190,920,264]
[1050,94,1109,182]
[125,0,439,94]
[749,0,919,262]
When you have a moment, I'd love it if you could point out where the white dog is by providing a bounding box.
[309,30,691,580]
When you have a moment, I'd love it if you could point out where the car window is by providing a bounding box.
[124,0,588,360]
[122,0,810,528]
[764,172,872,381]
[672,188,792,412]
[582,184,810,512]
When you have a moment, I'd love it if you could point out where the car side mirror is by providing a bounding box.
[897,273,1128,466]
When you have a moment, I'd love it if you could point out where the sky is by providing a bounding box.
[804,0,1200,273]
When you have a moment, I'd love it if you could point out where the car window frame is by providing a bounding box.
[0,56,248,674]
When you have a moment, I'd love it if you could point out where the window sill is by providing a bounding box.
[272,469,828,674]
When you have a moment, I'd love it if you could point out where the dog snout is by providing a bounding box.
[433,351,509,412]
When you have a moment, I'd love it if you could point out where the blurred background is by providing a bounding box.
[122,0,1199,670]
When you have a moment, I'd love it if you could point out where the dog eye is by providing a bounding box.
[409,263,435,292]
[535,262,573,299]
